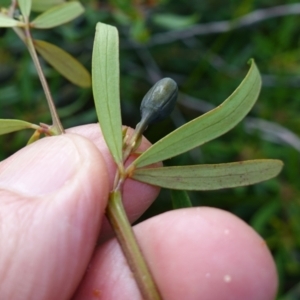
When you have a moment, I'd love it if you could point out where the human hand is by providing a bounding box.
[0,124,277,300]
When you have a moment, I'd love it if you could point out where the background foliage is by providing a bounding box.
[0,0,300,298]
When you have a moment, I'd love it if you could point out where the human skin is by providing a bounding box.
[0,124,277,300]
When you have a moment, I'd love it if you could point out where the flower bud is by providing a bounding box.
[140,77,178,126]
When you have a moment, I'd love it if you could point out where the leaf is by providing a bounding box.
[92,23,123,165]
[153,13,199,30]
[34,39,91,88]
[0,13,23,27]
[32,0,65,12]
[132,160,283,190]
[0,119,38,135]
[250,201,281,233]
[30,1,84,29]
[18,0,32,18]
[171,190,193,209]
[133,59,261,168]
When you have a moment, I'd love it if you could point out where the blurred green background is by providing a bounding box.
[1,0,300,298]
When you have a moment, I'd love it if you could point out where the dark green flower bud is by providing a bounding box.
[130,78,178,149]
[140,77,178,126]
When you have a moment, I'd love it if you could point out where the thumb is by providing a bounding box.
[0,134,109,300]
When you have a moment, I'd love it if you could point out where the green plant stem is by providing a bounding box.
[23,26,64,134]
[107,190,162,300]
[122,124,144,162]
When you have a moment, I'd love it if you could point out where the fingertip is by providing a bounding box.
[136,207,278,300]
[75,207,277,300]
[0,134,110,299]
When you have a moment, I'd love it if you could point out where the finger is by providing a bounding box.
[66,124,161,241]
[0,134,109,300]
[73,207,277,300]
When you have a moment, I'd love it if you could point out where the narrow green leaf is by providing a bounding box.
[250,201,281,233]
[34,39,91,88]
[18,0,32,18]
[0,119,38,135]
[32,0,65,12]
[30,1,84,29]
[132,160,283,190]
[171,190,193,209]
[134,60,261,168]
[92,23,123,165]
[0,13,23,27]
[153,13,198,30]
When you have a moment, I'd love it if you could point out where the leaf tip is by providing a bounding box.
[247,58,254,65]
[274,159,284,174]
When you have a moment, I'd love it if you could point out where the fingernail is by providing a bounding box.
[0,136,79,196]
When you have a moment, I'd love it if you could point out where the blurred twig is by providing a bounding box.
[135,35,300,88]
[261,74,300,87]
[135,46,162,84]
[148,4,300,46]
[245,117,300,152]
